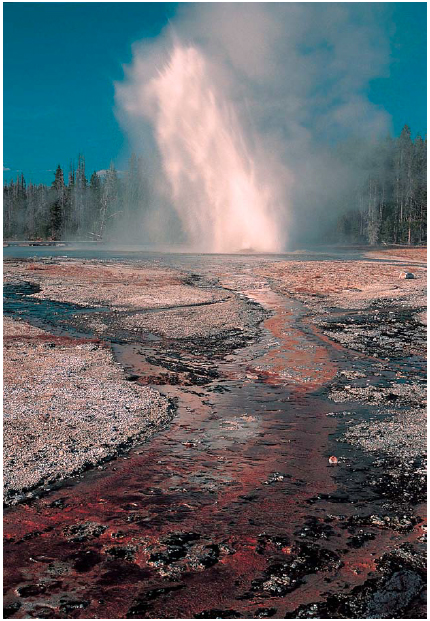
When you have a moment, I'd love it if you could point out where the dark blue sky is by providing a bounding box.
[3,2,427,185]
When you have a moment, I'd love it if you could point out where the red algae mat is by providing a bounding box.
[3,266,426,619]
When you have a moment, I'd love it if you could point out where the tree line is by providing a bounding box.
[3,153,148,241]
[3,125,427,245]
[335,125,426,245]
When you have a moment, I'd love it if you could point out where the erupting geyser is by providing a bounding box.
[120,44,286,253]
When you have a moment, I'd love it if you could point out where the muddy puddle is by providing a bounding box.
[3,257,426,619]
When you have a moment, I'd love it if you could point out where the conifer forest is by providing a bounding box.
[3,125,426,246]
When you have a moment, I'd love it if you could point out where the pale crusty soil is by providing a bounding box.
[259,256,426,312]
[3,257,258,342]
[3,258,258,506]
[89,297,252,340]
[3,259,226,310]
[342,407,426,461]
[260,248,427,466]
[3,317,171,506]
[3,315,48,337]
[365,247,427,263]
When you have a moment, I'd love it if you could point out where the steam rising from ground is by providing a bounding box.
[116,4,392,250]
[144,45,284,252]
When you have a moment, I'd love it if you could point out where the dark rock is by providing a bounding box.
[239,493,259,502]
[16,583,46,597]
[344,512,419,533]
[105,545,137,562]
[190,544,220,569]
[162,532,201,546]
[366,570,424,618]
[149,532,201,566]
[253,607,277,618]
[346,531,376,549]
[63,521,106,542]
[126,585,184,617]
[285,545,426,619]
[27,606,57,618]
[22,530,42,541]
[256,533,290,554]
[110,530,127,539]
[59,599,89,614]
[296,517,335,541]
[195,609,242,618]
[252,542,341,597]
[71,549,102,572]
[3,602,21,618]
[263,472,288,485]
[149,546,187,565]
[369,458,426,505]
[285,601,332,618]
[311,491,352,504]
[49,497,68,509]
[377,543,426,576]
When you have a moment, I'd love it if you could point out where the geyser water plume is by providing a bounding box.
[117,4,392,248]
[122,44,286,253]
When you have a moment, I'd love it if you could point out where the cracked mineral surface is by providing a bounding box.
[3,247,426,619]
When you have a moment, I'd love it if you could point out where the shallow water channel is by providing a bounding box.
[3,252,426,619]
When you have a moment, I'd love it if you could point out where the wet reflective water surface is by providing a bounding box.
[3,252,426,619]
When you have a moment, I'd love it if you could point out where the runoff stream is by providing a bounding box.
[3,252,426,619]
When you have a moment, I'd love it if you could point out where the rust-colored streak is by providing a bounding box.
[3,279,425,619]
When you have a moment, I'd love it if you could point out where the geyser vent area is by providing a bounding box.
[127,44,286,253]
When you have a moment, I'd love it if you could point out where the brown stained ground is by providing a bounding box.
[261,261,425,308]
[4,260,225,310]
[3,318,171,506]
[3,286,344,619]
[365,246,427,263]
[257,247,426,314]
[3,249,427,619]
[245,290,337,391]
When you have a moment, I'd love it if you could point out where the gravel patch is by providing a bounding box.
[329,382,426,407]
[259,258,426,312]
[116,297,256,339]
[4,259,226,310]
[31,281,226,311]
[3,315,48,337]
[342,408,426,461]
[262,251,427,512]
[4,318,171,505]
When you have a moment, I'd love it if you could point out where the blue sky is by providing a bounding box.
[3,2,427,185]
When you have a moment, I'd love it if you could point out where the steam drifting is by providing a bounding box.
[144,45,284,253]
[116,4,392,250]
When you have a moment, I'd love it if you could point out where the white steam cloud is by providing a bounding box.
[115,3,392,250]
[145,44,286,252]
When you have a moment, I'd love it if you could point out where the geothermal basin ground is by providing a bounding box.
[3,247,427,619]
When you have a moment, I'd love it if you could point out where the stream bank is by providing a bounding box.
[3,251,426,619]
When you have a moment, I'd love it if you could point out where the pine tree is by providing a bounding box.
[99,162,119,239]
[394,125,414,243]
[50,164,66,239]
[89,171,102,238]
[412,135,427,244]
[75,153,87,235]
[10,174,27,238]
[3,181,13,238]
[26,182,36,239]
